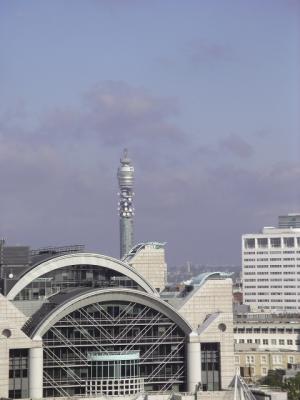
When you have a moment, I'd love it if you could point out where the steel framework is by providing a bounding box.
[42,300,187,397]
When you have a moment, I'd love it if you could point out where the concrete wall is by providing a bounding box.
[0,294,42,398]
[177,279,235,390]
[177,279,233,328]
[129,245,167,292]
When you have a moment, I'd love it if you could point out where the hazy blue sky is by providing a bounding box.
[0,0,299,266]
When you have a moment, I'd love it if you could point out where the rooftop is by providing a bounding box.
[123,242,166,262]
[161,271,233,306]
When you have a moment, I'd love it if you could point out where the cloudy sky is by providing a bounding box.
[0,0,299,267]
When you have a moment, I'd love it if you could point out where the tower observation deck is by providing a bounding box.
[117,149,135,258]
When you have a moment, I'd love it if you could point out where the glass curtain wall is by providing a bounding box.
[42,301,187,396]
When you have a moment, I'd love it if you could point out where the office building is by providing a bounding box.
[0,249,235,399]
[278,213,300,229]
[242,226,300,311]
[117,149,135,258]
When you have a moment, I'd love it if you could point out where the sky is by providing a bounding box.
[0,0,299,267]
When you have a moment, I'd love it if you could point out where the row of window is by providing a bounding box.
[244,258,300,262]
[244,251,299,255]
[244,271,300,275]
[244,237,300,249]
[245,292,298,296]
[235,354,295,365]
[244,265,300,268]
[246,299,298,303]
[245,285,298,288]
[244,278,300,282]
[235,338,297,345]
[234,327,300,334]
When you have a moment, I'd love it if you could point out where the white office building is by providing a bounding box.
[242,227,300,311]
[278,213,300,229]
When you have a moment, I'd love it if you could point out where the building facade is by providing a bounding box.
[242,227,300,311]
[124,242,167,293]
[234,349,300,381]
[233,309,300,382]
[0,252,235,399]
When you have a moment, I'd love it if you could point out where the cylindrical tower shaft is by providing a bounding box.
[117,149,134,258]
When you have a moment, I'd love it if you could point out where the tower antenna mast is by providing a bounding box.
[117,149,135,258]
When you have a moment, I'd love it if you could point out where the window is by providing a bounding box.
[287,340,293,345]
[279,339,285,345]
[9,349,29,399]
[255,339,261,344]
[234,356,240,364]
[288,356,295,364]
[261,355,267,364]
[239,339,245,344]
[271,339,277,345]
[247,339,253,344]
[261,367,268,376]
[272,355,282,364]
[257,238,268,248]
[263,339,269,345]
[271,238,281,248]
[284,237,295,248]
[246,355,255,364]
[245,239,255,249]
[201,343,221,391]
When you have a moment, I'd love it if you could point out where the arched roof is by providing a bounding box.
[30,288,193,339]
[185,271,233,287]
[6,253,157,300]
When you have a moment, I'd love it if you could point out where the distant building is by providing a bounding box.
[234,310,300,382]
[278,213,300,229]
[242,226,300,311]
[234,311,300,352]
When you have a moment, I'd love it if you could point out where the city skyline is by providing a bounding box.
[0,1,299,266]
